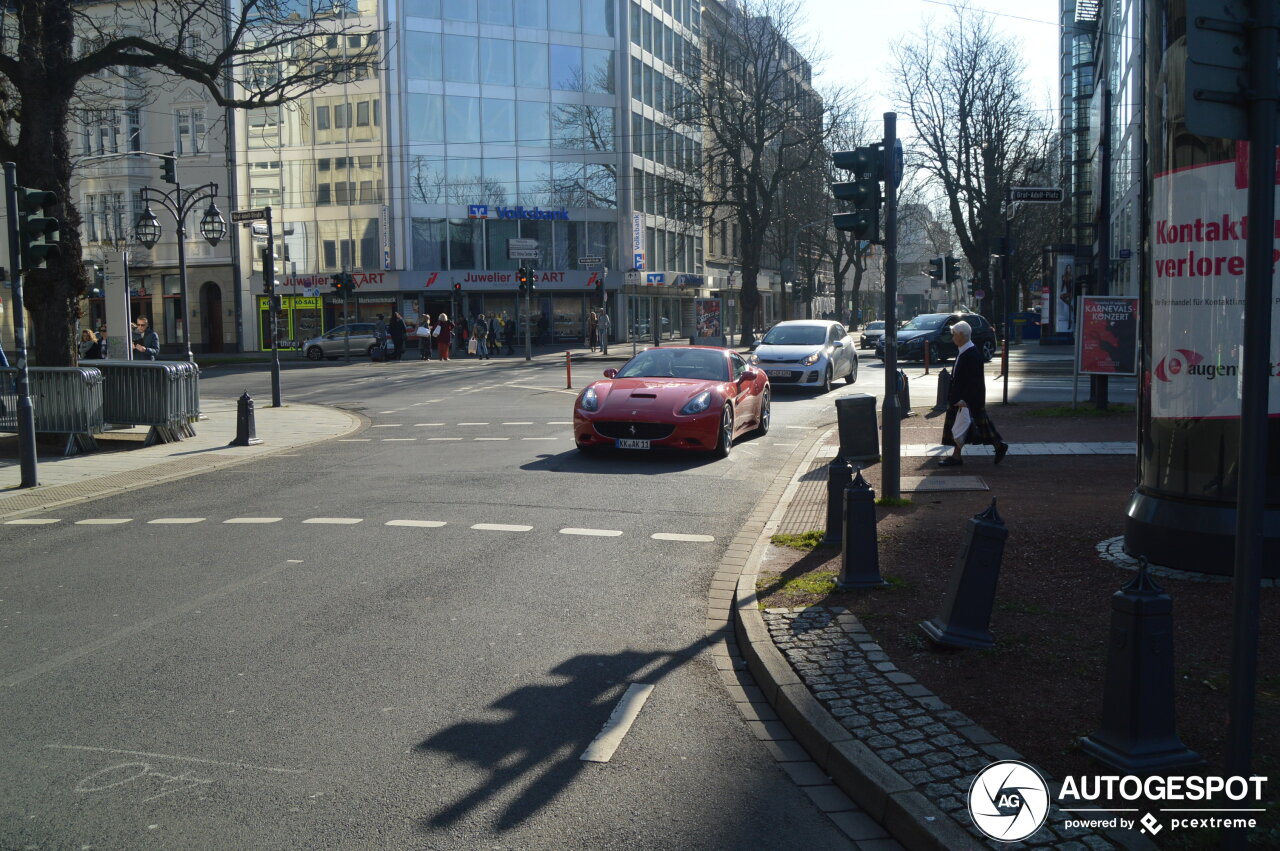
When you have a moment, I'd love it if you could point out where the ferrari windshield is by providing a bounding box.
[616,348,729,381]
[760,325,827,346]
[902,315,949,331]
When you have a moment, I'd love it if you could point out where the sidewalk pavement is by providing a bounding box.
[0,398,362,520]
[713,425,1158,851]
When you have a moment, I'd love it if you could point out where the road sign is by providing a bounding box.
[231,208,268,222]
[578,255,603,265]
[507,238,538,259]
[624,270,641,285]
[1007,187,1064,203]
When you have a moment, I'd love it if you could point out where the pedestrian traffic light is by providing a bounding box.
[527,267,537,291]
[945,256,960,283]
[927,258,944,282]
[453,281,462,293]
[15,186,62,270]
[593,275,603,294]
[160,152,177,185]
[831,145,884,243]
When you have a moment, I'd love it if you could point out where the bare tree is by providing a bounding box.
[0,0,381,366]
[693,0,838,345]
[890,2,1052,321]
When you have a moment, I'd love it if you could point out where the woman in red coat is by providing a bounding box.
[435,313,455,361]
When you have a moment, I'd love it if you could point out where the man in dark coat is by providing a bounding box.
[389,311,408,360]
[939,320,1008,466]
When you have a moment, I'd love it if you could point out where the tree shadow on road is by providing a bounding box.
[414,630,721,831]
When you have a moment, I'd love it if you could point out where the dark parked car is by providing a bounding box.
[874,313,998,363]
[859,321,886,349]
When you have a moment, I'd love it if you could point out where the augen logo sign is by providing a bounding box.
[1153,349,1203,382]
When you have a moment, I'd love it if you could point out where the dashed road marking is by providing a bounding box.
[471,523,533,532]
[522,437,558,441]
[382,438,417,442]
[502,421,534,425]
[302,517,363,525]
[385,520,447,528]
[652,533,715,543]
[474,437,510,441]
[457,422,489,426]
[371,424,403,428]
[148,518,205,525]
[427,437,464,441]
[560,528,624,537]
[4,518,60,525]
[378,411,399,414]
[75,519,132,525]
[338,439,372,442]
[547,421,574,424]
[224,517,282,524]
[580,684,656,763]
[414,423,445,427]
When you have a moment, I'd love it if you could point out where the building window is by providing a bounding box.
[356,101,370,127]
[315,105,330,131]
[176,108,206,155]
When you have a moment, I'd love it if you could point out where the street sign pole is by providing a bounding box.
[343,272,351,364]
[524,284,532,362]
[881,113,901,502]
[264,206,281,407]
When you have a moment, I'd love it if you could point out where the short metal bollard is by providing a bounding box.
[822,456,854,546]
[837,470,888,589]
[896,369,914,418]
[1079,559,1203,774]
[919,499,1008,648]
[834,394,880,464]
[933,367,951,412]
[229,391,263,446]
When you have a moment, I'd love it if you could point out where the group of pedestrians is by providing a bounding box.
[586,309,610,354]
[74,317,160,361]
[371,311,522,363]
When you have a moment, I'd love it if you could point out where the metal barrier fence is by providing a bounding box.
[0,367,105,456]
[95,360,202,445]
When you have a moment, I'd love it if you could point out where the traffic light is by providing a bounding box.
[526,267,537,291]
[91,265,106,297]
[945,256,960,283]
[15,187,61,270]
[968,279,982,297]
[831,146,884,243]
[927,258,944,282]
[160,153,177,184]
[453,281,462,293]
[517,266,529,293]
[593,275,603,294]
[332,273,346,295]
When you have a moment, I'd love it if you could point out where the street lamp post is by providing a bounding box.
[135,181,227,362]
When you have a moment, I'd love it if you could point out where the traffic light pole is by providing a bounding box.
[3,162,38,487]
[1001,206,1013,405]
[524,285,532,361]
[881,114,901,502]
[263,206,281,407]
[343,275,351,364]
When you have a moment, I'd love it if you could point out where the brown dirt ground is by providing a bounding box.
[756,403,1278,847]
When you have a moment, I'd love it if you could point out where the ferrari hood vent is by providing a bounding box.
[629,392,658,398]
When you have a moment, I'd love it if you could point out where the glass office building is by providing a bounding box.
[238,0,705,348]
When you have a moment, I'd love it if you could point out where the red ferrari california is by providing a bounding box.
[574,346,771,457]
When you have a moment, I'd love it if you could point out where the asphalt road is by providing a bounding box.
[2,355,873,851]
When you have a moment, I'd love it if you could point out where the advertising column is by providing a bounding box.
[1125,1,1280,576]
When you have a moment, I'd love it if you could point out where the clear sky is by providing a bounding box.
[795,0,1062,131]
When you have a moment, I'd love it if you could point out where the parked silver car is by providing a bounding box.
[303,322,380,360]
[749,320,858,393]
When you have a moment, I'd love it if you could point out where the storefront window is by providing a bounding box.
[486,219,520,270]
[448,218,482,268]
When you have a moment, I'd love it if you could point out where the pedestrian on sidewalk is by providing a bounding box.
[587,311,598,352]
[435,313,454,361]
[132,317,159,360]
[415,316,434,359]
[487,314,499,354]
[597,309,610,354]
[939,320,1008,466]
[78,329,101,360]
[456,316,469,358]
[472,314,490,359]
[503,313,518,355]
[374,314,387,348]
[389,311,408,361]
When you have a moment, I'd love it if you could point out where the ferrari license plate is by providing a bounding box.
[616,438,651,450]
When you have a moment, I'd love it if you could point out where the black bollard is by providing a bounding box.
[823,457,854,546]
[834,393,880,464]
[897,369,914,418]
[229,391,263,446]
[837,470,888,589]
[920,499,1008,648]
[1080,559,1203,774]
[933,367,951,412]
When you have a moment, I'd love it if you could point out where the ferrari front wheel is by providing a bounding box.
[713,406,734,458]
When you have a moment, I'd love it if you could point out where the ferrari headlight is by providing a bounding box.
[580,386,599,411]
[801,350,822,366]
[680,390,713,415]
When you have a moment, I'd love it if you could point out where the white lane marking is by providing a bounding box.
[502,421,534,425]
[378,411,399,414]
[547,421,574,425]
[785,425,814,430]
[652,533,715,543]
[471,523,533,532]
[302,517,363,525]
[522,437,558,441]
[338,439,372,442]
[457,422,489,425]
[560,528,623,537]
[4,518,60,525]
[385,520,447,528]
[147,518,205,525]
[75,519,132,525]
[382,438,417,442]
[371,424,404,428]
[580,683,656,763]
[427,437,464,441]
[474,437,510,441]
[414,423,445,427]
[224,517,282,524]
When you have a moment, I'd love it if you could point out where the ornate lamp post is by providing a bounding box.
[135,184,227,361]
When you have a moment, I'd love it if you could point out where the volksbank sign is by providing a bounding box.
[468,204,569,221]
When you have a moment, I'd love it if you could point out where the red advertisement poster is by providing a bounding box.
[1079,296,1139,375]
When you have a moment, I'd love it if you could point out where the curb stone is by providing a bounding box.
[725,428,1158,851]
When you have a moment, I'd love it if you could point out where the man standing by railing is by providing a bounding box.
[132,317,159,360]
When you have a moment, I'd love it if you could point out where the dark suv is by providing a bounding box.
[874,313,998,363]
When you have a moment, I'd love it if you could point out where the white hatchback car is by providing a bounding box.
[750,320,858,393]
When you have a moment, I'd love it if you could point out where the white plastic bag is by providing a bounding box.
[953,406,972,445]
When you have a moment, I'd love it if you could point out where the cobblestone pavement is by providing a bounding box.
[764,607,1118,850]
